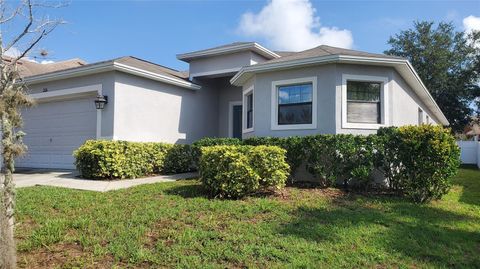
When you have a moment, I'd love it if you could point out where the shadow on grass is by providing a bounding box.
[164,181,209,198]
[279,198,480,268]
[455,165,480,206]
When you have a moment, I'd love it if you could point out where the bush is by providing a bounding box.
[192,137,242,166]
[378,125,460,202]
[75,125,460,203]
[199,145,289,198]
[74,140,193,179]
[305,134,379,188]
[243,136,306,176]
[244,125,459,202]
[147,143,173,174]
[163,144,195,174]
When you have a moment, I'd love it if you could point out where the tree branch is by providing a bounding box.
[3,0,33,53]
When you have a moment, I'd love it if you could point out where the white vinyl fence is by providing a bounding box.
[457,140,480,168]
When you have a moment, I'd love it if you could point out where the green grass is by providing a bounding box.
[15,167,480,268]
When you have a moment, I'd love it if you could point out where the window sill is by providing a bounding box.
[242,128,254,134]
[342,122,387,130]
[271,123,317,130]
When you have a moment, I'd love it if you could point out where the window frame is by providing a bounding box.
[242,86,254,133]
[341,74,389,129]
[271,77,317,130]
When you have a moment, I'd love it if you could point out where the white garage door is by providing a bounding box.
[16,97,97,169]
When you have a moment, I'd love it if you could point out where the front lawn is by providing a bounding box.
[15,167,480,268]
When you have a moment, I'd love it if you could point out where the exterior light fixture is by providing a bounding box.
[94,94,108,110]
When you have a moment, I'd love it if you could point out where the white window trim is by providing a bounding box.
[228,101,242,138]
[271,77,317,130]
[341,74,389,130]
[242,86,254,133]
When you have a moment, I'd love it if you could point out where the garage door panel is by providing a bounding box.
[16,97,97,169]
[24,129,91,142]
[24,113,95,129]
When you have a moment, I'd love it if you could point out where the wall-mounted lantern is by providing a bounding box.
[94,94,108,110]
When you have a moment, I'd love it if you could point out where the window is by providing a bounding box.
[341,74,389,129]
[278,83,312,125]
[246,92,253,129]
[426,115,430,124]
[271,77,317,130]
[242,86,254,133]
[346,81,381,124]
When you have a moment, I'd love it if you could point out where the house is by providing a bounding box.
[15,42,448,169]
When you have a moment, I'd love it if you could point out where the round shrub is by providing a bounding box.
[192,137,242,166]
[378,125,460,202]
[248,145,290,189]
[199,145,289,199]
[243,136,306,177]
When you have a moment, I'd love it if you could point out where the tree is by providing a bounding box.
[385,21,480,132]
[0,1,63,268]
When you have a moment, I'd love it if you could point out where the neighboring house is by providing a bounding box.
[15,42,448,169]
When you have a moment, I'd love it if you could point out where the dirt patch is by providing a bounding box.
[274,186,347,201]
[142,218,177,249]
[17,243,115,269]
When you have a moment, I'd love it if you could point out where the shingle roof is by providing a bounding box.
[180,42,254,56]
[10,57,87,77]
[115,56,189,80]
[258,45,404,66]
[19,55,200,90]
[177,42,280,61]
[274,51,296,57]
[21,56,192,82]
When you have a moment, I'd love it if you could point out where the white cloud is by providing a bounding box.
[237,0,353,51]
[4,46,22,58]
[463,15,480,34]
[463,15,480,48]
[3,46,55,64]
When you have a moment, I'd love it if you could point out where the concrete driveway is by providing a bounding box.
[14,168,197,192]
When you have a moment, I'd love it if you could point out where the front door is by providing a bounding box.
[232,105,242,139]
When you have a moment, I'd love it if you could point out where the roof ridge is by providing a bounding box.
[316,45,335,55]
[120,56,183,73]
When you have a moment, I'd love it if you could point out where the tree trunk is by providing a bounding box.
[0,116,17,269]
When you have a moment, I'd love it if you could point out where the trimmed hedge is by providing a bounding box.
[192,137,242,166]
[74,125,460,202]
[305,134,379,189]
[242,125,460,202]
[243,136,305,177]
[74,140,193,179]
[377,125,460,202]
[199,145,289,198]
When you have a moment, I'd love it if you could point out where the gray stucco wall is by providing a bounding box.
[189,51,269,78]
[26,72,116,139]
[113,72,218,144]
[335,64,439,135]
[390,70,439,125]
[215,77,242,137]
[242,63,442,139]
[244,64,337,138]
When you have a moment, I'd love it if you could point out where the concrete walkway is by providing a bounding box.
[14,168,197,192]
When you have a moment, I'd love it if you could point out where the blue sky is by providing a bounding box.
[9,0,480,71]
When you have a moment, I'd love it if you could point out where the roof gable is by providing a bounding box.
[20,56,200,90]
[177,42,280,62]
